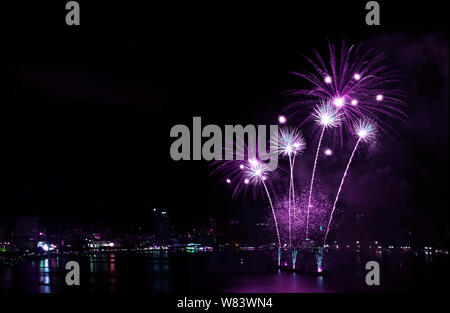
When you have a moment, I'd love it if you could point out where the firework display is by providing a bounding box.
[212,41,405,272]
[2,1,447,300]
[287,41,406,142]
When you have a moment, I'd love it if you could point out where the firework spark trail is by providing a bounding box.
[323,137,361,246]
[306,126,325,240]
[323,119,376,245]
[305,102,341,241]
[270,126,305,253]
[288,154,293,249]
[261,178,281,266]
[289,154,299,269]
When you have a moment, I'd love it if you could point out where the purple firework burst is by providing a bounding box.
[287,40,407,145]
[211,135,283,199]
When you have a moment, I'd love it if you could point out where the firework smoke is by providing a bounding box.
[269,183,333,267]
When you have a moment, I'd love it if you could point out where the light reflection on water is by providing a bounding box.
[39,258,51,293]
[0,251,447,293]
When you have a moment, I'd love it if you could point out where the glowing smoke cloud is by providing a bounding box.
[305,102,341,240]
[323,119,376,245]
[270,183,333,267]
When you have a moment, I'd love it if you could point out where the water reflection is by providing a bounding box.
[39,258,51,293]
[0,251,446,293]
[110,253,115,272]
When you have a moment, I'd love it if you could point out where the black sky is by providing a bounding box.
[0,2,448,246]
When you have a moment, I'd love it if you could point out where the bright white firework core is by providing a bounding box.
[278,115,286,124]
[351,99,358,105]
[376,94,383,101]
[321,113,332,126]
[285,145,292,153]
[324,148,333,156]
[254,169,262,176]
[244,178,249,184]
[354,120,376,142]
[249,158,258,166]
[358,129,368,138]
[226,178,231,184]
[333,97,345,108]
[354,73,361,80]
[239,164,244,169]
[324,76,332,84]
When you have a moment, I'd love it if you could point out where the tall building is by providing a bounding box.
[151,209,170,244]
[355,214,369,247]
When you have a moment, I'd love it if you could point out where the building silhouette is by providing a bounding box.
[355,214,369,248]
[151,208,170,244]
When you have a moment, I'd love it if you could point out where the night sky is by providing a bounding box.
[0,2,448,246]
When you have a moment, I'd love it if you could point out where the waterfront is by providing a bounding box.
[0,250,447,293]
